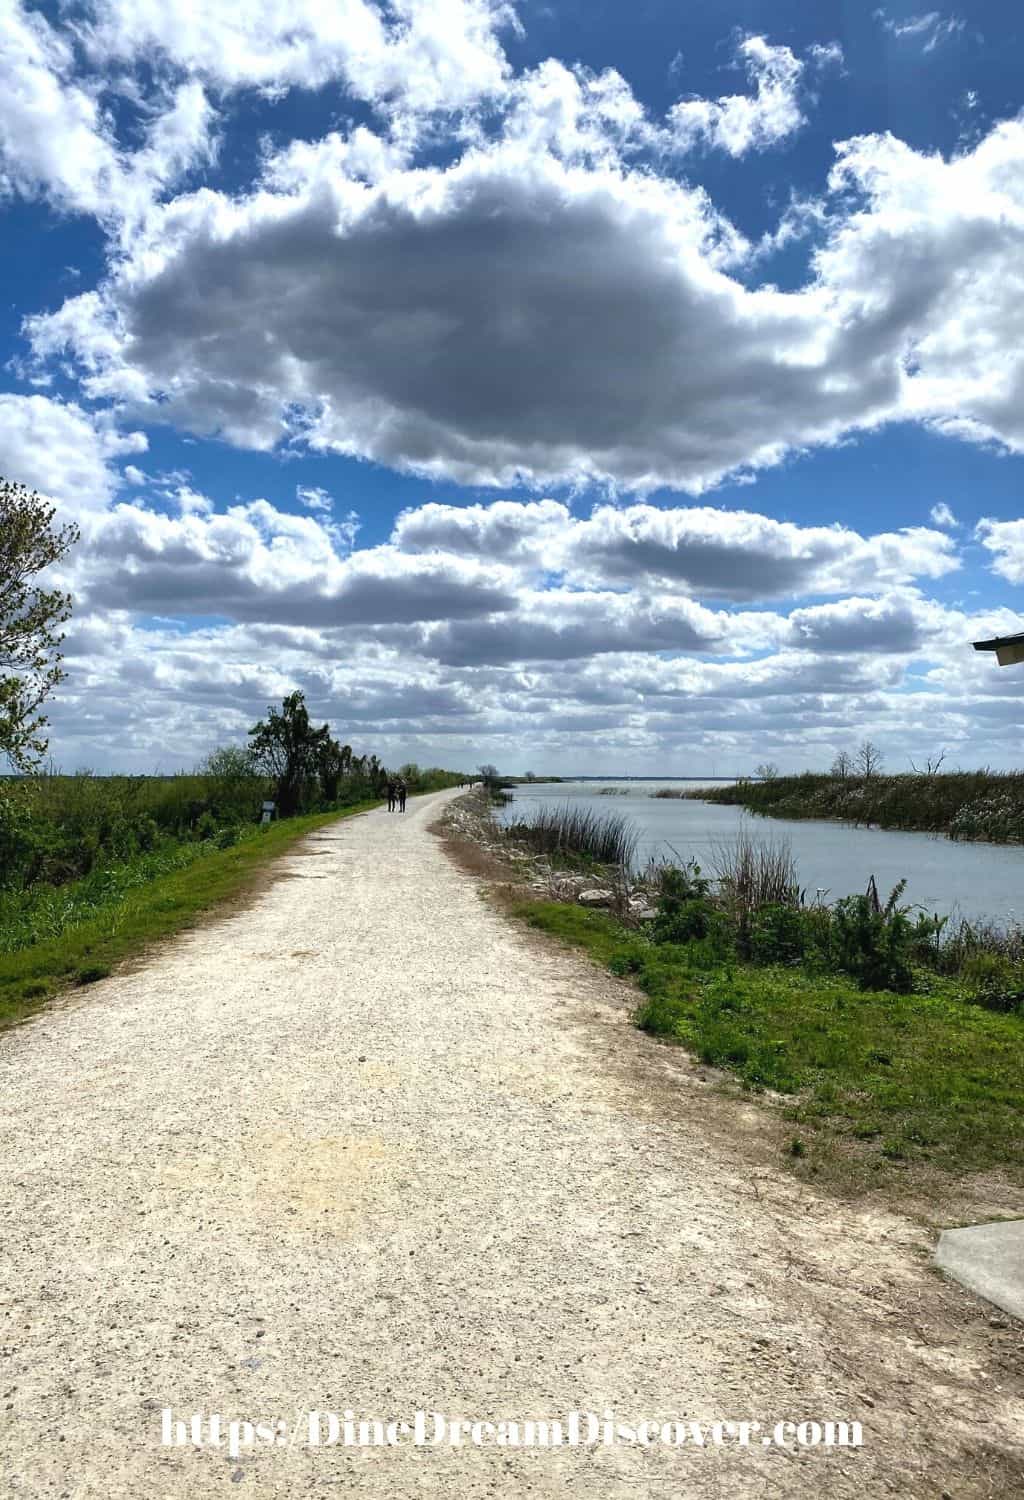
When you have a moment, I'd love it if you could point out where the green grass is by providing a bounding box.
[0,802,378,1029]
[513,899,1024,1189]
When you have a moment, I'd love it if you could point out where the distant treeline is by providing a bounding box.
[691,770,1024,843]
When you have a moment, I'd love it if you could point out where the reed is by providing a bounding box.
[504,805,639,867]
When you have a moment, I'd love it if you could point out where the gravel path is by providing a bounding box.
[1,790,1022,1498]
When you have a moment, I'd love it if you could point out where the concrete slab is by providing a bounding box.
[935,1220,1024,1321]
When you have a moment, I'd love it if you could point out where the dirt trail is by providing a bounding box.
[1,789,1021,1498]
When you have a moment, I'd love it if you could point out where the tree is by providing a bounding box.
[478,763,500,789]
[199,744,261,820]
[831,750,853,780]
[0,478,80,770]
[315,736,347,803]
[755,761,779,781]
[855,740,884,779]
[909,750,947,776]
[248,691,331,816]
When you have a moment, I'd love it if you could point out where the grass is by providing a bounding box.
[512,898,1024,1191]
[0,801,378,1030]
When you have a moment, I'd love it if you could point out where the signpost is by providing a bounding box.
[261,801,276,825]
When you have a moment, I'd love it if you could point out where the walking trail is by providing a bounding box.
[1,790,1021,1498]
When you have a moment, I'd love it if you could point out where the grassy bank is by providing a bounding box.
[0,803,376,1029]
[689,769,1024,842]
[514,899,1024,1191]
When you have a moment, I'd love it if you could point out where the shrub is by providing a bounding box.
[960,952,1024,1013]
[829,880,914,992]
[651,864,717,945]
[135,815,160,853]
[748,903,807,966]
[194,811,218,842]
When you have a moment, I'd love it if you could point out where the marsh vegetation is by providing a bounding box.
[693,768,1024,843]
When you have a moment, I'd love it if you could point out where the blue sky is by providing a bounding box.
[1,0,1023,773]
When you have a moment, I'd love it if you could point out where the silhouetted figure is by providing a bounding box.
[386,779,396,812]
[397,780,407,813]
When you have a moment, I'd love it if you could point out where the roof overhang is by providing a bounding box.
[974,632,1024,666]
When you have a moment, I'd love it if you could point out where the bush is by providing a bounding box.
[194,810,218,842]
[748,903,807,966]
[651,864,717,945]
[135,815,160,853]
[960,952,1024,1013]
[829,881,915,992]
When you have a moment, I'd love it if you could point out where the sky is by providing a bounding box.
[1,0,1023,776]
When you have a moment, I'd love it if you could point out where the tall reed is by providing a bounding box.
[504,805,639,867]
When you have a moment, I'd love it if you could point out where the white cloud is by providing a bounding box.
[875,11,965,53]
[72,497,521,627]
[0,1,216,225]
[393,499,960,599]
[785,591,953,654]
[975,518,1024,584]
[28,101,1024,492]
[667,35,809,158]
[815,121,1024,458]
[929,501,958,528]
[79,0,516,115]
[18,143,874,491]
[296,485,333,514]
[561,505,959,598]
[44,586,1023,775]
[0,393,146,514]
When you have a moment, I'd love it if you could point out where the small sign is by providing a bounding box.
[261,800,275,825]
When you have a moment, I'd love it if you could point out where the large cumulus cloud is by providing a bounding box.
[30,112,1024,491]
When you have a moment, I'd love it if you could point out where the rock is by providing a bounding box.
[578,889,613,907]
[631,906,657,921]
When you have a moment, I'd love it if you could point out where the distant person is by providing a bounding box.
[397,779,407,813]
[386,779,396,812]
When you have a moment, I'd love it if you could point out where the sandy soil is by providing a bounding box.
[1,788,1021,1498]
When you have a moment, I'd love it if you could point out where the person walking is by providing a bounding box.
[386,779,396,813]
[397,779,407,813]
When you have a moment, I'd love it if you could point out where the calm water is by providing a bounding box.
[498,780,1024,927]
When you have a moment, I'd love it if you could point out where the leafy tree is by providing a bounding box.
[248,691,331,816]
[0,478,80,770]
[199,744,262,821]
[315,737,347,803]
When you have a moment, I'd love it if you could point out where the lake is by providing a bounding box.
[497,780,1024,927]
